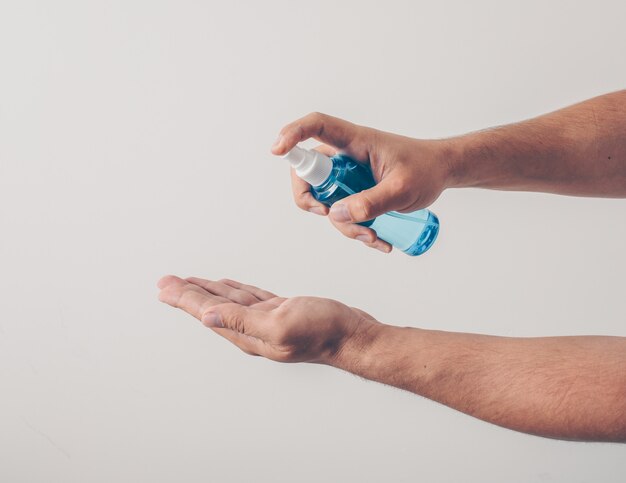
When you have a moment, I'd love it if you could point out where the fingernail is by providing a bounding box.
[329,203,351,222]
[272,134,283,150]
[309,206,326,216]
[202,312,223,328]
[356,234,371,242]
[375,245,391,253]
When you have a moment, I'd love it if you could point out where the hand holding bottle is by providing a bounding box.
[272,112,453,252]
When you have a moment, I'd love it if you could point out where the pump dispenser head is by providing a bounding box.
[282,146,333,186]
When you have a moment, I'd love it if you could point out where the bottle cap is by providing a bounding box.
[282,146,333,186]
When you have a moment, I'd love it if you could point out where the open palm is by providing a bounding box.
[157,275,377,364]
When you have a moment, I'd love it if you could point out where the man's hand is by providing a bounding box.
[273,92,626,251]
[157,275,379,364]
[272,112,453,253]
[159,274,626,442]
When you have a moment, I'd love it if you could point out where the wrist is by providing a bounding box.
[327,319,387,370]
[328,323,447,399]
[329,320,447,399]
[440,135,473,189]
[445,127,521,190]
[442,128,507,189]
[329,320,420,385]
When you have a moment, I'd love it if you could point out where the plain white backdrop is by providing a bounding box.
[1,1,625,481]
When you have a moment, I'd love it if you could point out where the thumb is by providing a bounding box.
[329,177,410,223]
[202,303,268,337]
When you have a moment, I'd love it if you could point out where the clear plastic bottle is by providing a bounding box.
[283,146,439,256]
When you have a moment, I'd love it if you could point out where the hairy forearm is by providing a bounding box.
[446,90,626,197]
[332,323,626,442]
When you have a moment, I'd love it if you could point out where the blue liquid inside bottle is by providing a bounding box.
[311,154,439,256]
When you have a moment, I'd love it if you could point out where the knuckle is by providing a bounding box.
[307,112,328,136]
[158,274,179,287]
[158,286,176,304]
[294,194,310,210]
[239,293,258,306]
[308,111,324,121]
[345,226,361,240]
[175,288,194,308]
[226,310,245,333]
[348,225,370,239]
[328,218,352,237]
[352,229,373,242]
[354,195,374,220]
[389,176,409,194]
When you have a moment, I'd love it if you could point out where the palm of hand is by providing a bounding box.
[158,275,373,364]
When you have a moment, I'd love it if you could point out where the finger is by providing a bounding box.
[218,279,279,301]
[364,239,392,253]
[291,168,328,215]
[201,303,273,340]
[157,274,186,289]
[327,218,392,253]
[327,217,378,244]
[249,297,286,311]
[159,281,230,320]
[328,176,412,224]
[185,277,261,306]
[272,112,360,155]
[212,328,268,357]
[289,143,336,215]
[351,307,376,320]
[313,143,336,157]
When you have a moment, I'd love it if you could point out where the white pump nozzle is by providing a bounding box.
[282,146,333,186]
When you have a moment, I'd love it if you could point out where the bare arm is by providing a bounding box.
[274,91,626,252]
[158,276,626,442]
[448,90,626,197]
[336,324,626,442]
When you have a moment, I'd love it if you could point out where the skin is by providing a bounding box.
[159,91,626,442]
[272,90,626,252]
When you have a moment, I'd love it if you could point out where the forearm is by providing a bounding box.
[446,90,626,197]
[333,323,626,442]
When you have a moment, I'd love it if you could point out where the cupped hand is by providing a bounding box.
[272,112,454,252]
[157,275,380,364]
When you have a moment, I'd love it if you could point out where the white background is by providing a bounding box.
[1,1,625,481]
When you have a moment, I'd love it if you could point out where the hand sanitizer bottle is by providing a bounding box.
[283,146,439,256]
